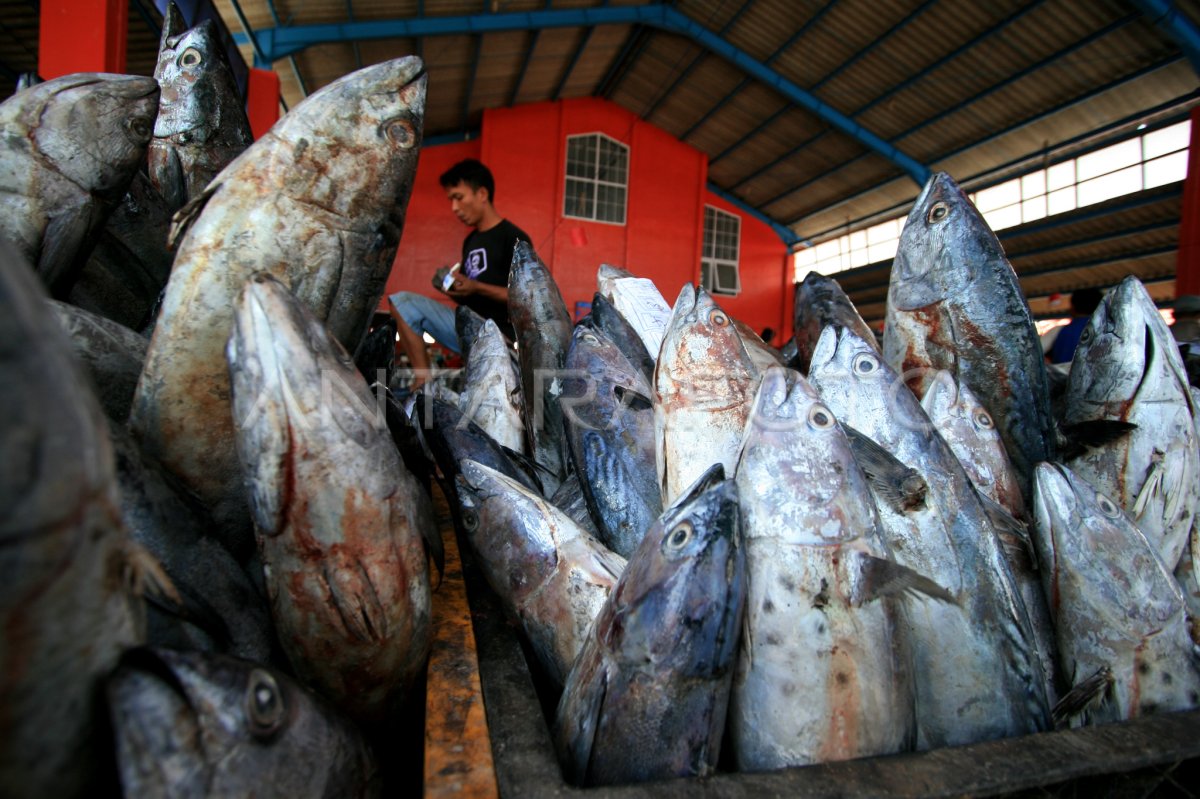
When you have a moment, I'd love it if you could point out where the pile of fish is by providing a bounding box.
[3,2,1198,791]
[1,3,434,794]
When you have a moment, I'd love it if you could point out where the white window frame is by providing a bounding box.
[701,204,741,296]
[563,132,629,225]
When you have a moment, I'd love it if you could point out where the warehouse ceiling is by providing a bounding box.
[0,0,1197,301]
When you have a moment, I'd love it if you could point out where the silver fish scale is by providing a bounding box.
[730,367,913,770]
[1064,276,1200,573]
[809,325,1051,750]
[1033,463,1200,725]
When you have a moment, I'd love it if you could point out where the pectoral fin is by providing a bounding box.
[322,560,388,643]
[844,426,927,512]
[1052,666,1114,727]
[859,555,956,605]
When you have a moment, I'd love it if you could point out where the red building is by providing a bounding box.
[386,97,794,343]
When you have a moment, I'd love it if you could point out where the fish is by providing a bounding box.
[354,315,397,388]
[130,57,426,543]
[48,298,148,425]
[508,240,573,493]
[1031,462,1200,725]
[554,465,746,786]
[0,238,150,797]
[455,303,490,366]
[67,171,174,332]
[562,322,661,558]
[730,366,918,770]
[148,1,254,212]
[459,317,525,453]
[228,272,432,725]
[597,266,671,360]
[733,317,786,375]
[108,647,380,798]
[0,72,159,296]
[1063,275,1200,572]
[809,324,1052,749]
[921,369,1027,521]
[590,291,656,387]
[109,424,275,664]
[549,470,604,539]
[454,458,626,685]
[882,171,1057,504]
[654,283,757,506]
[792,271,878,373]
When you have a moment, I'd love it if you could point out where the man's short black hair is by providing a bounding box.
[439,159,496,203]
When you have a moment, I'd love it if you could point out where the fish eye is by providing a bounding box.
[245,669,286,737]
[1079,327,1093,345]
[710,312,729,327]
[125,117,152,143]
[665,521,693,551]
[974,410,994,430]
[385,119,416,149]
[582,333,599,346]
[808,404,835,430]
[462,509,479,532]
[1096,495,1122,519]
[178,47,203,68]
[927,202,950,224]
[852,353,879,376]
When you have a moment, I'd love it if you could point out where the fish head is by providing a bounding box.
[153,11,245,143]
[228,273,382,536]
[657,284,754,405]
[1032,463,1181,629]
[108,648,377,797]
[31,73,159,196]
[602,464,746,677]
[809,324,928,434]
[889,172,1004,312]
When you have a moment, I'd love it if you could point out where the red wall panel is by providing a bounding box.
[39,0,128,78]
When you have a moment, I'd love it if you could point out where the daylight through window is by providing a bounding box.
[702,205,741,296]
[564,133,628,224]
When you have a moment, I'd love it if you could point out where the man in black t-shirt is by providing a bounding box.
[389,159,530,388]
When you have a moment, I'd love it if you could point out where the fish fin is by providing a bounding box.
[844,426,927,512]
[422,521,446,591]
[144,575,233,649]
[168,182,217,250]
[322,561,388,643]
[39,204,97,296]
[123,540,181,605]
[159,1,186,50]
[1058,420,1138,461]
[499,444,548,495]
[860,555,956,604]
[978,493,1037,572]
[558,667,608,787]
[1052,666,1114,727]
[1131,455,1164,519]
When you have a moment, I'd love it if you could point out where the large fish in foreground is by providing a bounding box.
[109,648,380,798]
[1032,463,1200,725]
[882,171,1056,503]
[809,325,1052,749]
[228,273,432,725]
[655,284,757,506]
[554,465,746,786]
[0,72,159,296]
[792,271,878,373]
[730,367,917,770]
[454,459,626,685]
[0,241,150,797]
[131,57,426,541]
[148,2,253,212]
[1063,276,1200,572]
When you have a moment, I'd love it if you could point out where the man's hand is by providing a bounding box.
[444,275,477,299]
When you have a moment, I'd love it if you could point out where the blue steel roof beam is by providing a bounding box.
[640,0,755,121]
[1131,0,1200,75]
[773,12,1142,220]
[796,54,1179,239]
[707,183,805,248]
[693,0,937,147]
[237,5,929,185]
[227,0,288,111]
[713,1,1046,170]
[265,0,308,98]
[553,26,595,100]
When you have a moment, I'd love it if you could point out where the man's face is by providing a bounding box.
[445,181,488,227]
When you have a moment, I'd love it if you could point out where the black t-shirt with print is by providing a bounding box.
[458,219,530,336]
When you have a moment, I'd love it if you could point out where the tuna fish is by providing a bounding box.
[0,239,150,797]
[730,367,917,770]
[130,57,426,542]
[459,317,525,453]
[48,298,148,425]
[793,271,878,373]
[597,267,671,360]
[508,240,573,493]
[590,291,656,387]
[149,1,253,212]
[454,459,626,685]
[0,72,159,296]
[655,284,757,506]
[109,648,380,798]
[1063,275,1200,572]
[809,325,1052,749]
[563,322,661,558]
[1032,462,1200,725]
[228,273,432,725]
[554,465,746,786]
[882,171,1056,504]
